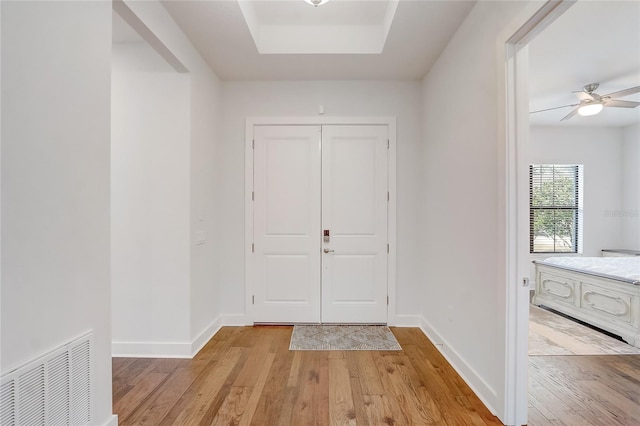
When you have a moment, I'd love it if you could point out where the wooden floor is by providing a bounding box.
[112,326,502,425]
[529,305,640,356]
[528,355,640,425]
[529,306,640,425]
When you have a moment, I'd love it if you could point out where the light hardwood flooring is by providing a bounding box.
[529,306,640,425]
[529,305,640,356]
[112,326,502,425]
[528,355,640,425]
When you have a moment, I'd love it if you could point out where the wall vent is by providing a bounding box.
[0,332,92,426]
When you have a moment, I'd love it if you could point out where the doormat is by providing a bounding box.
[289,325,402,351]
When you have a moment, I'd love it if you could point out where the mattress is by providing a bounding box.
[537,256,640,283]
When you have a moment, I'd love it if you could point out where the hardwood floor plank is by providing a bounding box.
[249,346,295,425]
[210,386,252,426]
[389,326,417,346]
[287,351,303,388]
[239,352,276,426]
[211,326,239,342]
[349,377,370,426]
[529,354,640,426]
[352,351,384,395]
[161,347,245,426]
[113,372,168,423]
[328,358,356,425]
[112,358,136,378]
[233,332,272,387]
[529,306,640,356]
[372,352,436,425]
[197,347,252,425]
[120,365,203,426]
[290,351,330,425]
[362,393,408,426]
[328,350,346,359]
[113,327,502,426]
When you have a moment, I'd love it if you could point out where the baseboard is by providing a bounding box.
[221,313,251,326]
[191,316,224,357]
[112,315,249,359]
[102,414,118,426]
[391,314,421,327]
[418,316,498,416]
[112,340,192,358]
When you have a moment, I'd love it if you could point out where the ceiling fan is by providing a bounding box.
[530,83,640,121]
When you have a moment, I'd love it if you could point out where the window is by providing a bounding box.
[529,164,583,253]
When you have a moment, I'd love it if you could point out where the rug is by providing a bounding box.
[529,305,640,356]
[289,325,402,351]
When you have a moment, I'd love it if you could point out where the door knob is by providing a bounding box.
[323,248,335,253]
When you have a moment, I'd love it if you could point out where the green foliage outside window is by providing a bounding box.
[530,165,579,253]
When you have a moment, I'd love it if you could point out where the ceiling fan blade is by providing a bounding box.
[605,99,640,108]
[529,103,578,114]
[575,91,595,101]
[603,86,640,99]
[560,107,580,121]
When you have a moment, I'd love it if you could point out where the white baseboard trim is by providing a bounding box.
[112,340,192,358]
[112,314,249,359]
[418,316,498,416]
[191,316,224,357]
[221,313,251,326]
[391,314,421,327]
[102,414,118,426]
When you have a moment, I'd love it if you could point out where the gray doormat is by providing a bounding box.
[289,325,402,351]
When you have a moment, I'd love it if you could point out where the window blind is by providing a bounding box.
[529,164,580,253]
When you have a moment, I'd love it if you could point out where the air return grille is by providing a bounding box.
[0,332,92,426]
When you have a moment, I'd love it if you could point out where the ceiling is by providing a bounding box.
[114,0,640,127]
[159,0,476,80]
[528,1,640,127]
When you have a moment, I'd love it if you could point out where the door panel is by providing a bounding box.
[321,125,388,323]
[252,125,321,323]
[251,124,388,324]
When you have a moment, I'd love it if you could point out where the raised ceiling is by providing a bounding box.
[160,0,476,80]
[237,0,399,54]
[528,1,640,127]
[117,1,639,127]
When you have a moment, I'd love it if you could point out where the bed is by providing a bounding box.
[532,256,640,347]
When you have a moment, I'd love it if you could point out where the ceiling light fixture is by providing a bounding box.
[577,102,604,117]
[304,0,330,6]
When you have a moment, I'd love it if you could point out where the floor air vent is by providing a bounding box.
[0,332,92,426]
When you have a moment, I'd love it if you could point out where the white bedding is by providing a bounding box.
[540,256,640,282]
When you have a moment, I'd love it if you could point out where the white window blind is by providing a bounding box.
[529,164,582,253]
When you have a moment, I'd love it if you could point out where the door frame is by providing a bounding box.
[245,116,397,325]
[503,1,576,424]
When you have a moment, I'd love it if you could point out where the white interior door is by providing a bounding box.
[251,125,321,323]
[250,124,388,324]
[321,125,389,323]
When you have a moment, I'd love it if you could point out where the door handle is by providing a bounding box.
[323,248,335,253]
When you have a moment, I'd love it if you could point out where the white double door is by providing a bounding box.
[251,124,388,323]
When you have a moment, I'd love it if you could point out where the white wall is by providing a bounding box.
[529,126,624,259]
[111,42,192,353]
[219,81,423,320]
[188,45,222,349]
[621,123,640,248]
[420,1,543,421]
[112,0,223,356]
[1,1,114,424]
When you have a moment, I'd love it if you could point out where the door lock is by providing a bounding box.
[324,229,330,242]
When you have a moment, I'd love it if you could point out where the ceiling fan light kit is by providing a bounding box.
[304,0,330,6]
[577,102,604,116]
[530,82,640,121]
